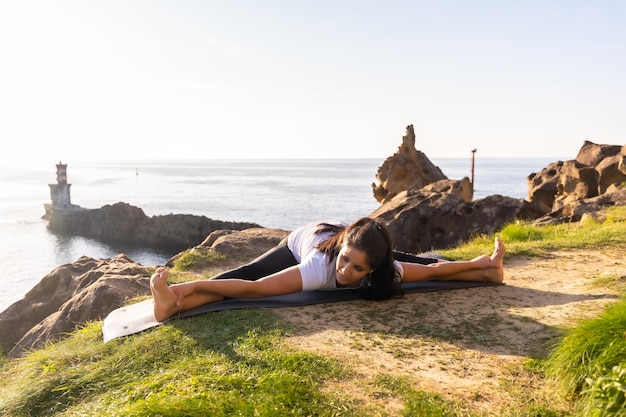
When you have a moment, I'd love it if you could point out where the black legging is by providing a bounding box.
[211,239,438,281]
[392,251,438,265]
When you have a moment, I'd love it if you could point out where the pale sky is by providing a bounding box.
[1,0,624,161]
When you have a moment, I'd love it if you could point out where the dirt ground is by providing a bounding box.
[275,248,626,414]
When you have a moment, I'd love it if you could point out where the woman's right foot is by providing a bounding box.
[486,237,505,283]
[150,268,181,322]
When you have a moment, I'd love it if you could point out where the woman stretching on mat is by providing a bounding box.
[151,217,505,321]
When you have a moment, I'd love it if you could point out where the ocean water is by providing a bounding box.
[0,157,559,312]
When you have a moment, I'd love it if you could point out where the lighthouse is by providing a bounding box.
[48,161,72,208]
[43,161,85,220]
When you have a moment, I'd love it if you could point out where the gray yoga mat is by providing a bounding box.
[102,280,500,342]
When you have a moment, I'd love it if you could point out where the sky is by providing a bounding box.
[1,1,625,162]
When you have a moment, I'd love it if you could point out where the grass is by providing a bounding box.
[1,205,626,416]
[173,249,226,271]
[442,205,626,260]
[0,311,353,416]
[544,298,626,415]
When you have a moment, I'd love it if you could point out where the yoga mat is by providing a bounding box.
[102,280,500,342]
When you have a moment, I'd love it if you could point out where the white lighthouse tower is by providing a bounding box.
[43,162,84,219]
[49,161,72,208]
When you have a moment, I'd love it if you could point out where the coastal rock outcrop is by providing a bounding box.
[372,125,451,203]
[525,160,563,214]
[370,190,540,253]
[166,227,290,267]
[0,228,287,358]
[44,201,260,251]
[534,183,626,225]
[0,254,149,357]
[527,141,626,223]
[368,124,538,252]
[369,134,625,251]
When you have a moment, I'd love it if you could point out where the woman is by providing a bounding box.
[151,217,505,321]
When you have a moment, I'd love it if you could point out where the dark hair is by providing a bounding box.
[315,217,399,301]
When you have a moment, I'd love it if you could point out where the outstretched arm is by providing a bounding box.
[150,266,303,321]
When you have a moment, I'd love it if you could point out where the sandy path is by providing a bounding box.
[276,248,626,413]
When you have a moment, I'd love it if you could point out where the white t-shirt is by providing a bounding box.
[287,221,343,291]
[286,220,405,291]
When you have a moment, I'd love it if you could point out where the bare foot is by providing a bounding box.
[150,267,181,322]
[486,237,505,283]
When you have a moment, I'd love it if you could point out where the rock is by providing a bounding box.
[135,213,259,249]
[1,254,149,357]
[423,177,473,202]
[44,201,260,251]
[8,270,150,358]
[0,256,99,352]
[596,152,626,194]
[1,228,289,358]
[575,140,623,166]
[553,160,600,210]
[370,190,539,253]
[46,202,147,239]
[527,141,626,223]
[369,124,560,251]
[369,133,625,252]
[527,160,564,214]
[534,185,626,225]
[204,228,289,260]
[167,227,290,266]
[372,125,448,204]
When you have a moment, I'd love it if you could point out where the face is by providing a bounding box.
[335,243,373,287]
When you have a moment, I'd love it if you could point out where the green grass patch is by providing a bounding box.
[172,249,226,271]
[0,310,353,417]
[544,296,626,415]
[442,206,626,261]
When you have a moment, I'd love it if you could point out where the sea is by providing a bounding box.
[0,157,560,312]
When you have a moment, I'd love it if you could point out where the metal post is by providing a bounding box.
[471,148,477,192]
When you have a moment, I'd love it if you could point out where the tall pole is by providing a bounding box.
[471,148,477,193]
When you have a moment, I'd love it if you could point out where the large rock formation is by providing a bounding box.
[527,141,626,223]
[367,124,538,252]
[370,190,540,253]
[369,135,625,251]
[372,125,452,203]
[535,183,626,225]
[525,160,564,214]
[0,227,288,358]
[0,254,149,357]
[44,202,260,251]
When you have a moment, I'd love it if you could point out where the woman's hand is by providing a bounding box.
[170,282,195,307]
